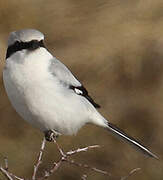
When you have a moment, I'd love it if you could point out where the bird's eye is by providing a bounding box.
[14,41,21,46]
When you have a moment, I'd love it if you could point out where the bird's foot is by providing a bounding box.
[44,130,61,142]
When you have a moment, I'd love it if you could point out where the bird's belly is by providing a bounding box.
[23,83,89,135]
[3,69,89,135]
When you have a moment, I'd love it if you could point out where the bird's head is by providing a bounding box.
[6,29,45,59]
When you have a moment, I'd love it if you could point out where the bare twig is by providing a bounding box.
[52,138,65,157]
[8,172,25,180]
[45,139,111,178]
[65,159,111,176]
[0,137,141,180]
[66,145,100,156]
[32,137,46,180]
[0,158,24,180]
[50,158,63,173]
[38,139,108,180]
[121,168,141,180]
[0,167,13,180]
[4,157,8,171]
[40,158,63,179]
[81,174,87,180]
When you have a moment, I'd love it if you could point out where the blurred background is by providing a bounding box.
[0,0,163,179]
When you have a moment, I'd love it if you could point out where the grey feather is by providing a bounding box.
[49,58,81,87]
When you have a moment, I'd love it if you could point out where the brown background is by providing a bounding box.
[0,0,162,179]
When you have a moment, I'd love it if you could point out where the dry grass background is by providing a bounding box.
[0,0,163,179]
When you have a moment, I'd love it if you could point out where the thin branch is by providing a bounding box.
[0,137,141,180]
[8,172,25,180]
[38,139,108,180]
[0,167,13,180]
[40,139,111,179]
[66,145,100,156]
[54,140,110,176]
[52,138,65,157]
[0,158,24,180]
[81,174,87,180]
[32,137,46,180]
[50,158,63,173]
[40,158,63,179]
[121,168,141,180]
[4,157,8,171]
[65,159,111,176]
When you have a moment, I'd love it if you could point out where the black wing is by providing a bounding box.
[69,85,100,108]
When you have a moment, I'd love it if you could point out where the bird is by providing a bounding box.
[3,29,158,159]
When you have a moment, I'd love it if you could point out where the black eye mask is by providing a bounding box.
[6,40,45,59]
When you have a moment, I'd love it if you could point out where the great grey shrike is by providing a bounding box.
[3,29,158,159]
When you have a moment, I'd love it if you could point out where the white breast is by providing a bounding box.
[3,48,93,135]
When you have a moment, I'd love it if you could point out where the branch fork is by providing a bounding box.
[0,137,141,180]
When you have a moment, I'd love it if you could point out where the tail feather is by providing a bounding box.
[106,122,158,159]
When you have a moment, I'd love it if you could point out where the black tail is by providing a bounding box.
[106,122,158,159]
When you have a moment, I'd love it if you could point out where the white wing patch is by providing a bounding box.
[74,88,83,95]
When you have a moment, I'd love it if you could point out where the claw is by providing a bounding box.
[44,130,61,141]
